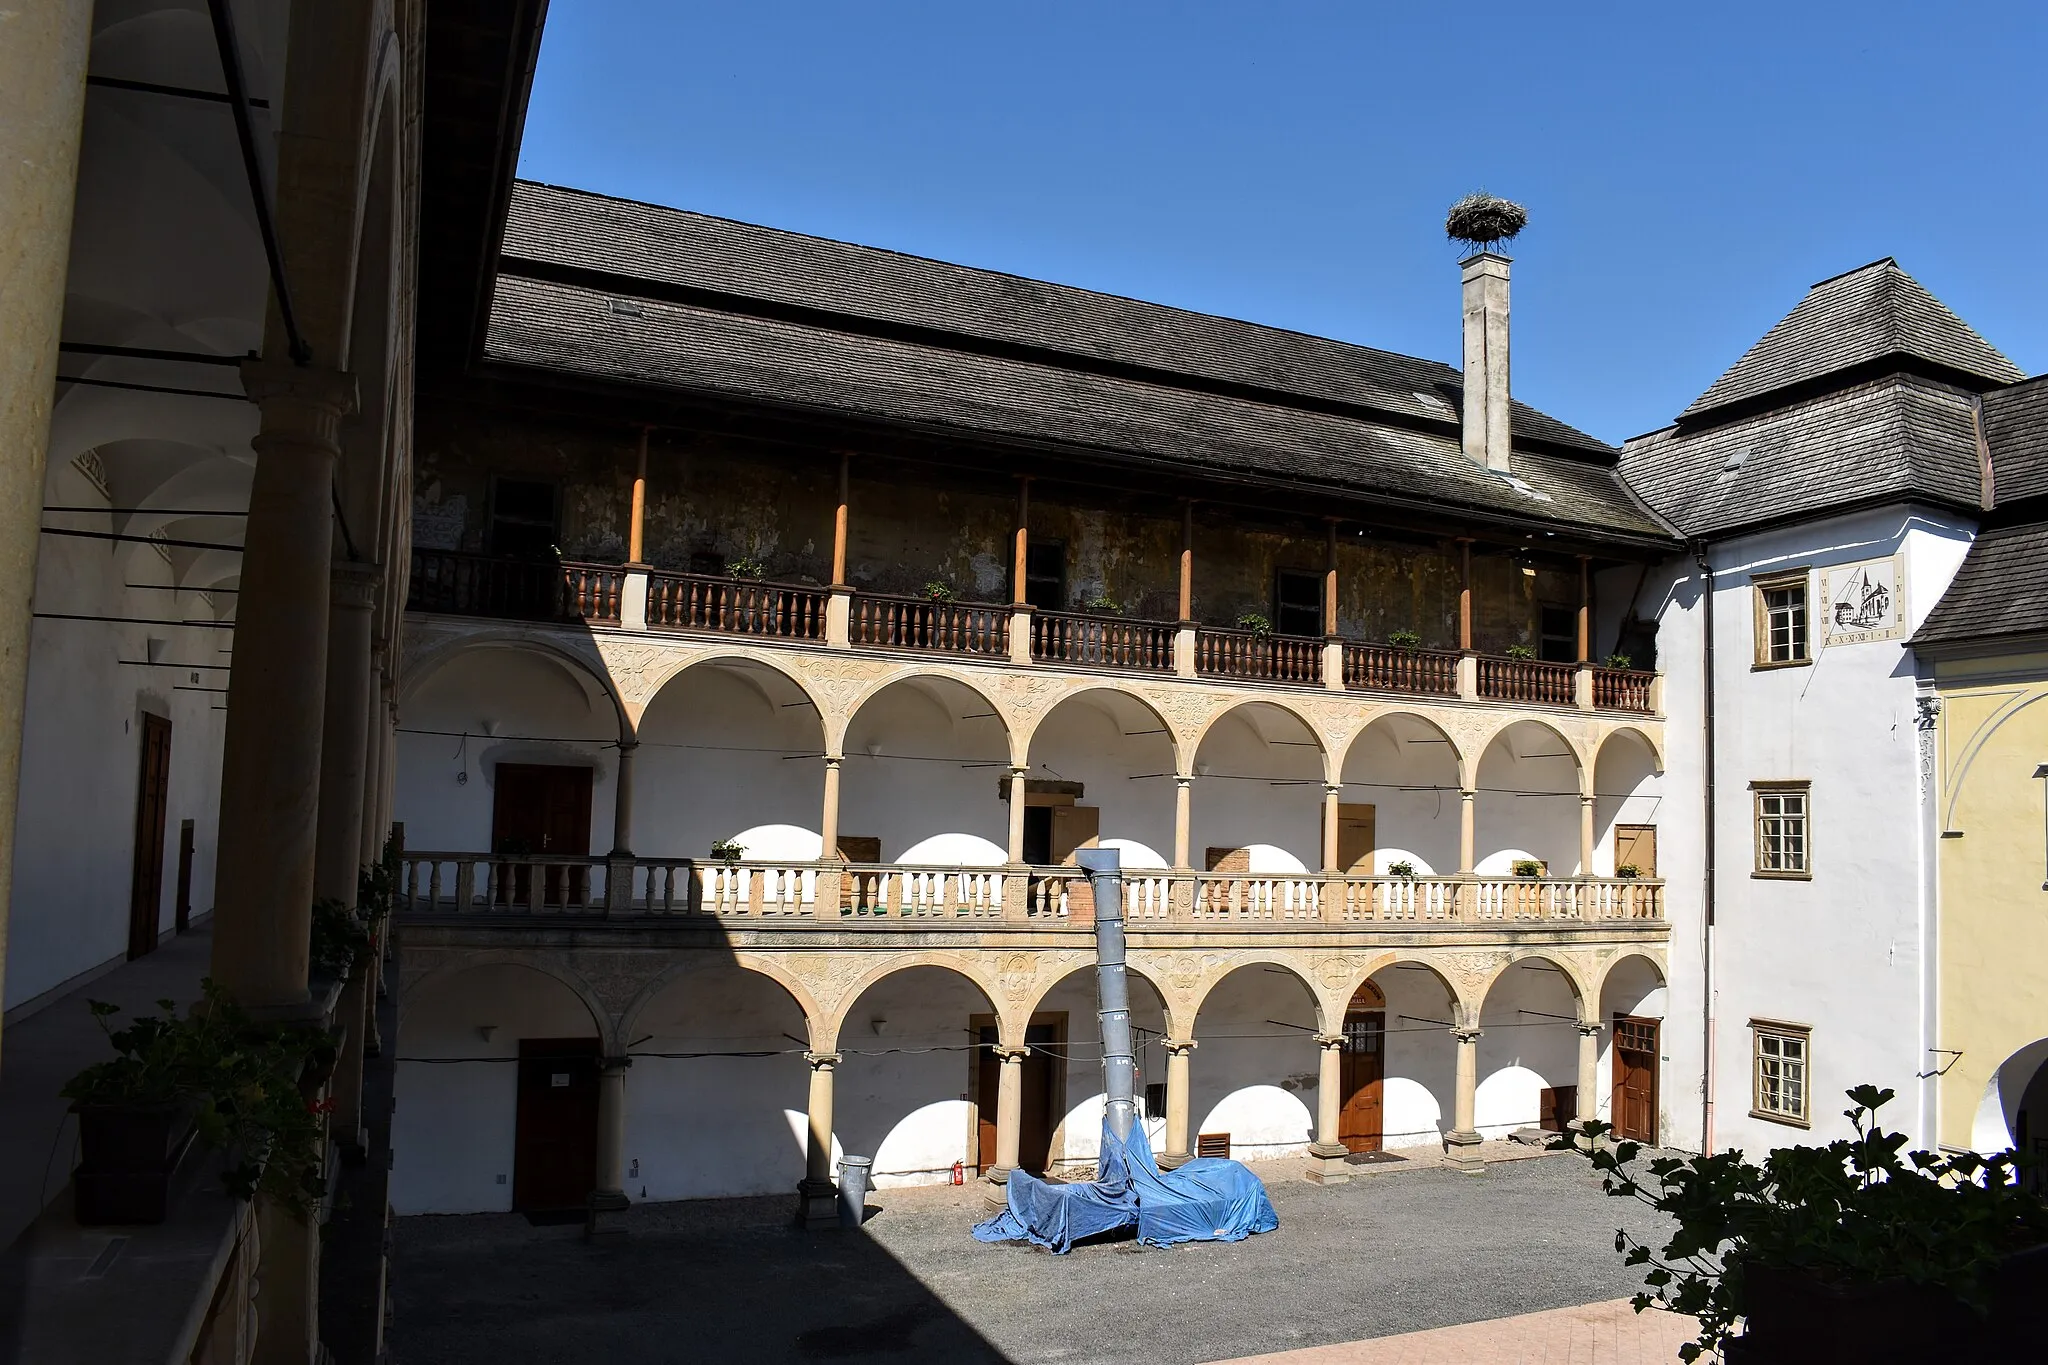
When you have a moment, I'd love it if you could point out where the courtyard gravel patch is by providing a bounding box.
[391,1151,1679,1364]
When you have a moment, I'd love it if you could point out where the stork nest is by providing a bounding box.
[1445,193,1527,253]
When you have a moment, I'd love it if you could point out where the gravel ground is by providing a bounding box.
[391,1151,1676,1365]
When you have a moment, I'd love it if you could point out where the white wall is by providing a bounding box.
[1190,707,1323,870]
[636,661,825,860]
[832,966,990,1188]
[1026,693,1175,866]
[1474,961,1582,1137]
[840,681,1008,862]
[1474,721,1581,875]
[1035,969,1170,1169]
[1188,966,1319,1160]
[1340,718,1461,874]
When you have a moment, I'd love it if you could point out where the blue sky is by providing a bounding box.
[519,2,2046,445]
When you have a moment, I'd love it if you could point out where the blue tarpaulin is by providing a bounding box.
[971,1117,1278,1253]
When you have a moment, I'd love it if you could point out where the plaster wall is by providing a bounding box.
[1338,719,1463,875]
[1473,960,1583,1137]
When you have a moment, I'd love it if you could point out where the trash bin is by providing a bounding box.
[837,1155,872,1227]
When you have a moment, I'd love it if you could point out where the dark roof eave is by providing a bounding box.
[1910,628,2048,660]
[1674,353,2012,434]
[471,356,1681,554]
[1685,490,1980,544]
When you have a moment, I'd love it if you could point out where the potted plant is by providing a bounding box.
[1512,858,1544,878]
[1387,628,1422,650]
[709,838,746,866]
[1504,643,1537,661]
[309,898,371,983]
[1386,859,1417,879]
[923,580,955,603]
[1234,612,1273,637]
[1603,651,1635,671]
[728,553,767,581]
[1614,863,1643,879]
[1559,1086,2048,1363]
[1083,591,1121,615]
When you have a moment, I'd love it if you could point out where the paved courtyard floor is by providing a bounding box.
[392,1148,1688,1364]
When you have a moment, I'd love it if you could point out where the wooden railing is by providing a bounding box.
[407,549,621,624]
[1593,667,1655,714]
[1343,642,1459,695]
[1476,654,1577,706]
[645,571,826,640]
[1030,610,1175,672]
[851,594,1008,656]
[397,854,1663,926]
[1194,628,1323,685]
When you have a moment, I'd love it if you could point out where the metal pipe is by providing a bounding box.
[206,0,310,366]
[1075,847,1135,1141]
[1693,540,1717,1156]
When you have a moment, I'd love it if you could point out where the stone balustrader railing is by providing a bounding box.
[398,854,1663,925]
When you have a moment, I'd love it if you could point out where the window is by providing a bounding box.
[1752,780,1811,878]
[1273,569,1323,638]
[1753,569,1811,666]
[1751,1020,1811,1125]
[1538,604,1578,663]
[488,477,557,559]
[1023,540,1066,611]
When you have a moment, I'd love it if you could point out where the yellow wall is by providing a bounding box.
[1934,649,2048,1149]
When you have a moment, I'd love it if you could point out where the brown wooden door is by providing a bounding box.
[513,1037,600,1210]
[127,713,172,960]
[1051,806,1100,864]
[1337,804,1376,873]
[1339,993,1386,1154]
[976,1023,1057,1175]
[1612,1015,1659,1143]
[1614,824,1657,877]
[173,819,195,934]
[491,764,593,904]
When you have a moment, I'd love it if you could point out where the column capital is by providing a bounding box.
[599,1055,633,1074]
[1161,1037,1199,1056]
[1452,1026,1484,1044]
[616,737,641,753]
[241,360,356,447]
[1313,1032,1346,1050]
[1576,1020,1603,1036]
[805,1051,842,1070]
[1579,792,1596,807]
[329,559,382,609]
[992,1045,1032,1062]
[822,753,843,769]
[1175,773,1195,790]
[1323,782,1343,797]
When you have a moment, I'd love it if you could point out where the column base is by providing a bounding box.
[797,1177,840,1229]
[1443,1130,1487,1174]
[1156,1150,1193,1170]
[1304,1142,1351,1185]
[1564,1118,1608,1151]
[585,1189,630,1238]
[981,1167,1013,1207]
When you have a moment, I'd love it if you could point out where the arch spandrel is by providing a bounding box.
[1016,683,1187,776]
[800,950,1008,1054]
[615,952,826,1051]
[402,627,631,739]
[1472,950,1596,1023]
[398,948,618,1054]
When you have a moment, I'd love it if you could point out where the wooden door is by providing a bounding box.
[1051,805,1100,864]
[1338,980,1386,1153]
[1614,824,1657,877]
[127,714,173,960]
[1337,804,1376,873]
[513,1037,600,1210]
[1612,1015,1659,1144]
[173,819,195,934]
[975,1023,1057,1174]
[491,764,593,905]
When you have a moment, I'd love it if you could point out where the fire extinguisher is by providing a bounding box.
[951,1160,965,1185]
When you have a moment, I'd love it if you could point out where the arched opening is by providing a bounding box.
[391,963,604,1215]
[396,645,623,859]
[1594,729,1663,878]
[1191,702,1325,876]
[636,658,826,861]
[1476,958,1585,1139]
[1022,965,1171,1175]
[1021,689,1175,871]
[1359,962,1460,1150]
[834,965,1000,1188]
[1189,963,1320,1162]
[840,676,1009,865]
[624,966,816,1201]
[1974,1040,2048,1168]
[1599,954,1667,1144]
[1338,714,1461,875]
[1474,720,1582,875]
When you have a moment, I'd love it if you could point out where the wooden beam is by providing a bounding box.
[627,426,649,563]
[1179,500,1195,622]
[831,451,850,587]
[1458,537,1473,652]
[1324,519,1339,636]
[1577,554,1591,662]
[1012,476,1032,607]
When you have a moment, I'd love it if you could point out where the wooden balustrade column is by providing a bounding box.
[1577,555,1591,662]
[1458,538,1474,652]
[1459,789,1477,874]
[1446,1026,1486,1172]
[1179,501,1196,621]
[628,427,650,565]
[1159,1039,1197,1168]
[1575,1021,1602,1128]
[1012,476,1032,606]
[800,1051,843,1225]
[820,756,843,860]
[588,1057,631,1234]
[1306,1033,1350,1184]
[212,363,356,1007]
[1172,775,1194,870]
[987,1045,1029,1189]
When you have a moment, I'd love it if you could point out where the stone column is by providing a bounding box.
[1579,793,1597,876]
[1459,789,1476,875]
[1173,775,1194,870]
[800,1051,842,1226]
[1306,1032,1350,1184]
[1445,1026,1486,1173]
[1321,782,1342,873]
[357,641,390,868]
[832,453,850,586]
[1159,1039,1197,1168]
[213,364,357,1008]
[984,1045,1029,1197]
[0,1,92,1046]
[819,756,843,860]
[314,563,380,904]
[1006,766,1030,864]
[1575,1021,1602,1130]
[587,1057,631,1236]
[611,741,638,857]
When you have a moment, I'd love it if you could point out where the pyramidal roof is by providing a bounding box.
[1678,258,2023,423]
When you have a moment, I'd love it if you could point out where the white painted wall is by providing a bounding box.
[1026,692,1176,865]
[831,966,990,1188]
[1190,706,1323,870]
[636,660,825,860]
[1340,717,1462,875]
[1036,969,1169,1169]
[1474,961,1582,1138]
[1189,966,1320,1160]
[1474,721,1581,875]
[840,680,1008,862]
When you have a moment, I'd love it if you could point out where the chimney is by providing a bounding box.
[1460,252,1512,472]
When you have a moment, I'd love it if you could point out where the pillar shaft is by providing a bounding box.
[1459,790,1476,874]
[0,0,93,1049]
[587,1057,631,1234]
[611,741,638,857]
[1178,501,1195,621]
[799,1051,841,1225]
[1323,520,1339,635]
[357,643,389,867]
[313,563,379,905]
[1577,555,1591,662]
[831,453,849,586]
[212,365,356,1007]
[1457,538,1473,652]
[1580,794,1596,876]
[1007,766,1029,863]
[992,1046,1027,1176]
[1173,776,1193,870]
[1321,783,1341,873]
[628,427,649,564]
[1453,1029,1480,1134]
[1160,1039,1196,1167]
[1577,1023,1601,1125]
[820,756,843,859]
[1011,477,1031,606]
[1315,1034,1344,1145]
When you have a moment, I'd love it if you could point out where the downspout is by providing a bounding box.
[1692,539,1717,1156]
[1076,848,1136,1141]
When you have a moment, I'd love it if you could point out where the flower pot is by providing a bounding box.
[71,1099,199,1225]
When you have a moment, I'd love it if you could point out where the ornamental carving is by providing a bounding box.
[1314,953,1361,992]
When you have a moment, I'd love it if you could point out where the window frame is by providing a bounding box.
[1272,568,1324,639]
[1749,1018,1813,1128]
[1751,779,1812,880]
[1752,567,1813,669]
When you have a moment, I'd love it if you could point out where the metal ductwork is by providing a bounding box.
[1075,847,1135,1141]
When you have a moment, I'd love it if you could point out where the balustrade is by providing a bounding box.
[1030,610,1175,672]
[645,571,826,639]
[1592,666,1655,713]
[1475,654,1578,706]
[850,593,1009,657]
[407,548,620,624]
[1194,628,1323,684]
[1342,642,1459,696]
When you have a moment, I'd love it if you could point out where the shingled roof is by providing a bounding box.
[1913,522,2048,652]
[1983,375,2048,505]
[485,181,1672,542]
[1680,259,2022,424]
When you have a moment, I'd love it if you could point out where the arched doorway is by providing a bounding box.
[1189,963,1320,1161]
[1338,980,1388,1153]
[1600,954,1667,1144]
